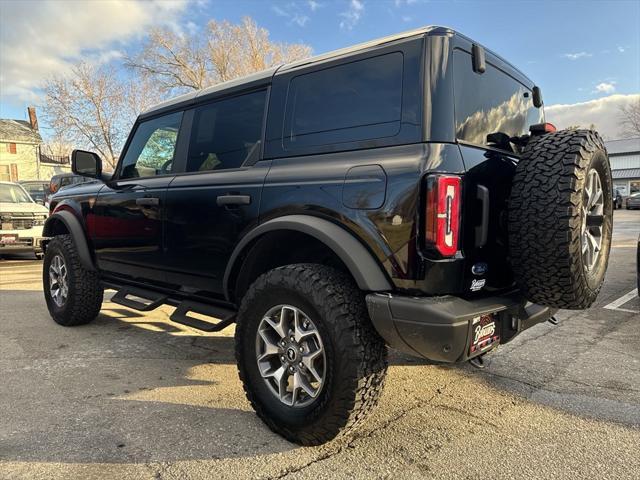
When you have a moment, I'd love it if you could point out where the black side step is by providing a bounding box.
[169,301,236,332]
[111,286,168,312]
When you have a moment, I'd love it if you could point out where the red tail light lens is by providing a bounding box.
[425,175,461,257]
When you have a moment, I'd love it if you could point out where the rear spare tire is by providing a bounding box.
[508,129,612,309]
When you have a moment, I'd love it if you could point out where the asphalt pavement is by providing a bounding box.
[0,210,638,480]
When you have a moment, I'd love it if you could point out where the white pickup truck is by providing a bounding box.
[0,181,49,258]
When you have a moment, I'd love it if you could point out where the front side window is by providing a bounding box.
[187,90,266,172]
[453,50,543,149]
[120,111,183,179]
[283,52,403,150]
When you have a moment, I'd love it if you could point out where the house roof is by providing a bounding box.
[605,137,640,156]
[612,168,640,180]
[0,119,43,144]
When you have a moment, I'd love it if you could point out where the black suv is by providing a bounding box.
[42,26,613,445]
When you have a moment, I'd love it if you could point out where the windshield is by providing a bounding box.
[0,183,34,203]
[22,182,47,200]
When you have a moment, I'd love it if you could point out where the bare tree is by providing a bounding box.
[41,134,73,158]
[42,17,310,168]
[43,62,161,168]
[127,17,312,93]
[618,98,640,138]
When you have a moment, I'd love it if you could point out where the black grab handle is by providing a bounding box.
[475,185,489,248]
[216,194,251,206]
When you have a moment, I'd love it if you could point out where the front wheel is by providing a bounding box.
[43,235,103,326]
[235,264,387,445]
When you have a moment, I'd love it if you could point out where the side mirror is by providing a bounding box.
[532,86,543,108]
[72,150,102,178]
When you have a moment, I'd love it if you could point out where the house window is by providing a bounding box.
[0,165,10,182]
[5,143,17,154]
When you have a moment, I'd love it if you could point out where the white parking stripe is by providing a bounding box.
[603,289,639,313]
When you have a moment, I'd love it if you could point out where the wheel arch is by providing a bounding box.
[43,210,95,271]
[223,215,392,303]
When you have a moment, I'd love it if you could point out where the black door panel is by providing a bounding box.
[89,178,173,282]
[163,163,270,294]
[88,110,184,283]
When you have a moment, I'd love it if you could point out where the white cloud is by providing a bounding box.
[272,4,310,27]
[593,82,616,94]
[402,15,413,22]
[394,0,418,6]
[272,5,290,17]
[0,0,189,105]
[339,0,364,30]
[617,46,626,53]
[292,13,310,26]
[308,0,322,11]
[562,52,592,60]
[545,93,640,140]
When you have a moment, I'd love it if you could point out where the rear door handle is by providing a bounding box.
[216,194,251,206]
[136,197,160,206]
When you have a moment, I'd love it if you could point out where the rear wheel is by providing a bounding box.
[43,235,103,326]
[508,130,613,309]
[235,264,387,445]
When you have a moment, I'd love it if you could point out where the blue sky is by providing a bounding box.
[1,0,639,137]
[193,0,640,105]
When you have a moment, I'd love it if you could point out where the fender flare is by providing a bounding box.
[223,215,392,300]
[43,210,95,271]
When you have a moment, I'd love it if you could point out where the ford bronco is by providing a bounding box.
[41,26,613,445]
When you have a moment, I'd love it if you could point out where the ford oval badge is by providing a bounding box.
[472,262,488,276]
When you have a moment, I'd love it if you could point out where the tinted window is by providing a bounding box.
[283,52,403,150]
[453,50,543,148]
[120,111,183,179]
[187,90,266,172]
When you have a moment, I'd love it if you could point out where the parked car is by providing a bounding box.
[626,192,640,209]
[40,26,613,445]
[49,173,95,197]
[613,188,623,209]
[19,180,50,206]
[0,181,48,258]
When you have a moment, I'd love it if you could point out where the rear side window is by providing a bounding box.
[186,90,266,172]
[453,50,543,148]
[283,52,403,150]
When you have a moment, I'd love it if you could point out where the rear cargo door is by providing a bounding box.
[451,48,543,294]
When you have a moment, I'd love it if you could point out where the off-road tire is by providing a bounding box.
[235,264,387,445]
[508,129,613,309]
[43,234,103,326]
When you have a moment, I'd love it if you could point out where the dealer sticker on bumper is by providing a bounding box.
[1,234,17,244]
[470,314,500,354]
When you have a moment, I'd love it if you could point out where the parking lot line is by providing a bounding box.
[603,289,640,313]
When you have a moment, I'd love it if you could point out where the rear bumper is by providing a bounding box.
[366,291,556,363]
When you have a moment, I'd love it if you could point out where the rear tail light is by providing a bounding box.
[425,175,461,257]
